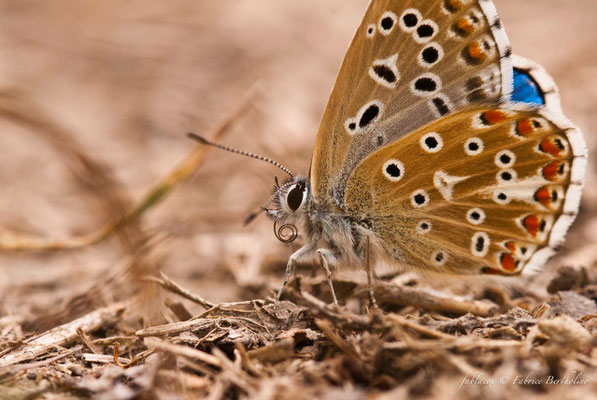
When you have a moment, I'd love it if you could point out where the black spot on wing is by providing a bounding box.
[415,77,437,92]
[381,17,394,30]
[501,171,513,181]
[359,104,380,128]
[500,153,512,165]
[373,65,397,84]
[432,97,450,115]
[422,47,439,64]
[416,24,434,39]
[475,236,485,252]
[403,13,418,27]
[385,163,401,178]
[425,136,439,149]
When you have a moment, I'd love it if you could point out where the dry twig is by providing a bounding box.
[0,86,258,251]
[0,300,128,369]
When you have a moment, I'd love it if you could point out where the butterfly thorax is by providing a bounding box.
[266,175,377,267]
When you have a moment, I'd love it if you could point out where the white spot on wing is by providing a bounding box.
[466,208,486,225]
[378,11,397,36]
[464,138,483,156]
[416,220,432,235]
[420,132,443,153]
[431,250,448,267]
[471,232,490,257]
[344,100,384,135]
[496,168,518,184]
[417,42,444,68]
[484,175,549,206]
[411,189,429,208]
[369,53,399,89]
[413,19,438,44]
[410,73,442,97]
[495,150,516,168]
[344,118,357,135]
[382,159,404,182]
[433,171,469,201]
[492,191,510,205]
[399,8,421,33]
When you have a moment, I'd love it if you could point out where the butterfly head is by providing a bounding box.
[185,133,312,243]
[266,175,310,223]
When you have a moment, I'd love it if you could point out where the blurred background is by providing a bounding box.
[0,0,596,318]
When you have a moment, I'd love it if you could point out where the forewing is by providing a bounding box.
[344,106,587,275]
[310,0,513,206]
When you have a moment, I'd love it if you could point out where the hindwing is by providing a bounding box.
[344,106,587,275]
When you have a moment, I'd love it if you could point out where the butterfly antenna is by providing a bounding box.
[187,132,295,178]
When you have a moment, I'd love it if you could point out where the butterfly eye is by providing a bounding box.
[286,184,305,212]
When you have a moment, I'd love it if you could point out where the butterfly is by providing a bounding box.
[190,0,587,304]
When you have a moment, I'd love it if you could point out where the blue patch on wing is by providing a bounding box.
[512,68,545,105]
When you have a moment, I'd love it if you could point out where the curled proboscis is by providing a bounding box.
[274,221,298,243]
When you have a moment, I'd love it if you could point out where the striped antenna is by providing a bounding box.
[187,133,294,178]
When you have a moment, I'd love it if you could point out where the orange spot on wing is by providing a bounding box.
[534,186,552,207]
[482,110,508,125]
[539,138,564,157]
[542,161,560,181]
[516,119,534,136]
[457,18,474,35]
[523,215,540,237]
[447,0,463,12]
[500,253,517,272]
[468,42,487,61]
[505,241,517,252]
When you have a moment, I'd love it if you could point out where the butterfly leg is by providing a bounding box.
[276,243,317,303]
[365,236,378,309]
[316,249,339,305]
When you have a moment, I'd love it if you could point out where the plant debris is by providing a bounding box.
[1,269,596,399]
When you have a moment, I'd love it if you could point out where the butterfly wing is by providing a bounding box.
[310,0,513,206]
[344,106,587,275]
